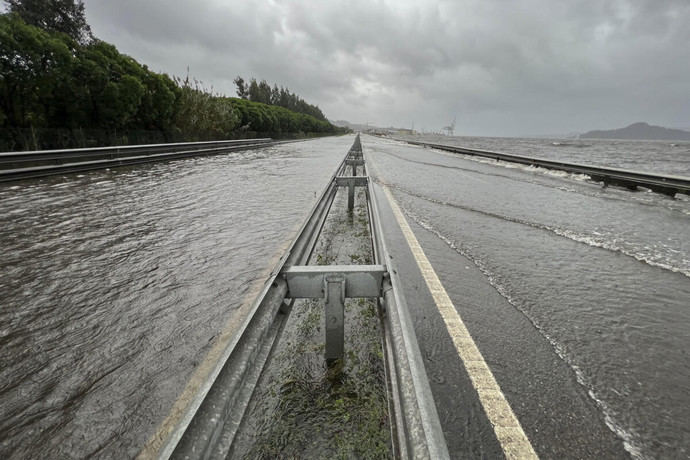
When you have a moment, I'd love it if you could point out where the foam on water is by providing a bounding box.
[382,180,690,278]
[369,136,689,458]
[398,134,690,177]
[381,145,690,218]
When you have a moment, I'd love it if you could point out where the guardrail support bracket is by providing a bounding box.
[284,264,385,363]
[336,176,368,212]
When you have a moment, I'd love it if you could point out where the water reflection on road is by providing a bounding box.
[0,136,351,458]
[367,135,690,459]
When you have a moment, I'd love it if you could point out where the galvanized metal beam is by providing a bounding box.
[169,277,289,459]
[346,158,365,176]
[335,176,369,187]
[0,138,272,166]
[283,264,386,298]
[336,175,369,211]
[0,139,276,182]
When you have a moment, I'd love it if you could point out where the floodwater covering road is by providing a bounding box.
[0,136,352,458]
[365,135,689,459]
[2,132,688,459]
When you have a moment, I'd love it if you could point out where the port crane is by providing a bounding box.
[442,116,456,136]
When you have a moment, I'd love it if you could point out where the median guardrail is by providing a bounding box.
[150,135,450,460]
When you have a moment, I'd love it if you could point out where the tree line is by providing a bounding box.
[0,2,347,151]
[234,77,327,122]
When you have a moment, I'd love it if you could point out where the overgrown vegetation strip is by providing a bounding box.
[1,3,348,151]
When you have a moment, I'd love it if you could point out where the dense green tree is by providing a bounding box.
[247,78,259,103]
[0,13,74,129]
[257,80,272,104]
[137,71,179,132]
[5,0,92,44]
[236,75,328,121]
[0,12,346,150]
[271,84,280,105]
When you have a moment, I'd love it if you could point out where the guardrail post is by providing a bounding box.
[324,274,346,363]
[348,180,355,211]
[336,176,367,213]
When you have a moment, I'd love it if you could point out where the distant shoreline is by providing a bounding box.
[580,122,690,141]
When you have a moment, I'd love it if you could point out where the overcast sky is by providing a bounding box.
[81,0,689,137]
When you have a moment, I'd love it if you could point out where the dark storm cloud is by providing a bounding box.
[83,0,690,136]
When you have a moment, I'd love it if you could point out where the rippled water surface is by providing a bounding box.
[3,133,688,459]
[0,136,352,458]
[398,133,690,176]
[367,135,690,459]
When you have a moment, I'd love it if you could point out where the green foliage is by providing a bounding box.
[0,13,74,130]
[235,76,329,122]
[229,97,344,137]
[0,13,347,150]
[6,0,92,44]
[172,77,239,141]
[232,75,247,99]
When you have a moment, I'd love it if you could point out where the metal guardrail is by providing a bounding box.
[404,139,690,197]
[0,138,273,182]
[363,153,450,460]
[152,134,449,459]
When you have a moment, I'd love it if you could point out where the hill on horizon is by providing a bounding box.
[581,122,690,141]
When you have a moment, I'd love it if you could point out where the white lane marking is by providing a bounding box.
[381,184,539,460]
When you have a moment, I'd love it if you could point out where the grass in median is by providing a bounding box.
[235,188,391,459]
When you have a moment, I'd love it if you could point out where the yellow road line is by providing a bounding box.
[381,184,538,460]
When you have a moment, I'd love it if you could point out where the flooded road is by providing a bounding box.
[3,132,688,459]
[0,136,352,458]
[366,135,690,459]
